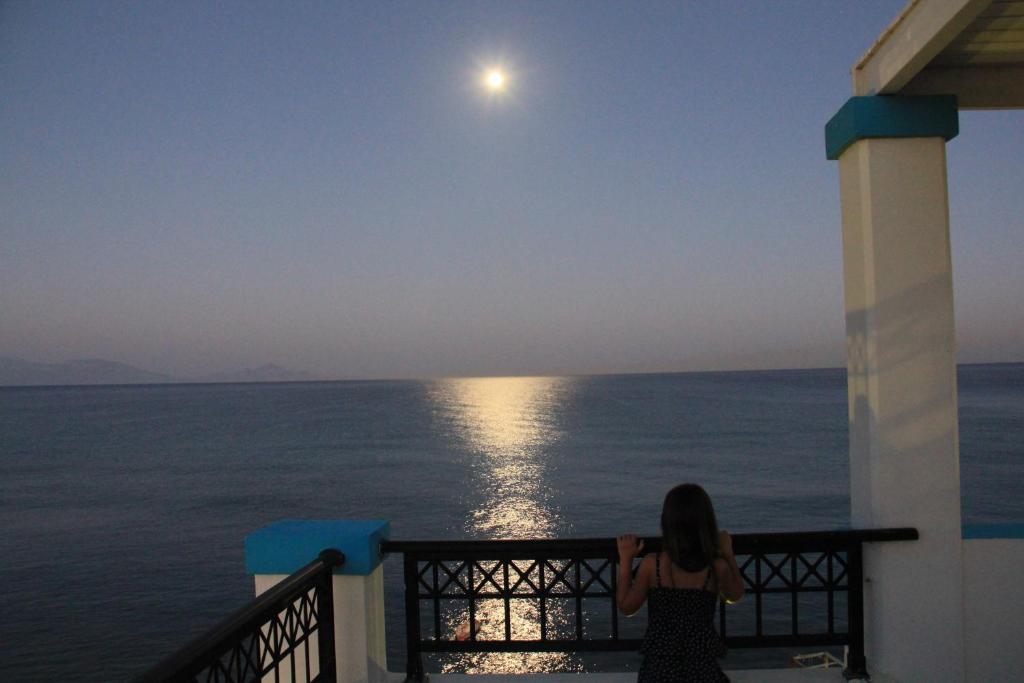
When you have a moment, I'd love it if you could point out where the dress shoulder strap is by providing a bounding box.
[655,552,661,587]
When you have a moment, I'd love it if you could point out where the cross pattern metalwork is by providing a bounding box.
[509,560,539,594]
[417,558,616,624]
[722,549,851,647]
[385,528,918,681]
[410,556,617,650]
[189,589,322,683]
[137,549,344,683]
[410,551,850,647]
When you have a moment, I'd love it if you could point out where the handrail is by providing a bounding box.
[381,527,919,556]
[136,548,345,683]
[384,528,918,681]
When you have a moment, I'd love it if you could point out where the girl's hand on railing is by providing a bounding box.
[617,534,644,562]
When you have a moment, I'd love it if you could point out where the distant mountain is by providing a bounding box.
[0,358,312,387]
[190,364,311,384]
[0,357,172,386]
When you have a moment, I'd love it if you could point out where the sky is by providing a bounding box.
[1,1,1021,380]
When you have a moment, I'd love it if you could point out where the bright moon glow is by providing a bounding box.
[485,69,506,90]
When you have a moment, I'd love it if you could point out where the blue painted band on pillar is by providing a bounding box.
[245,519,390,575]
[962,522,1024,540]
[825,95,959,160]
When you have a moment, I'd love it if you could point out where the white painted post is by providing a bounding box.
[247,520,390,683]
[829,96,964,683]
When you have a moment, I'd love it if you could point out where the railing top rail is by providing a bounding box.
[135,548,345,683]
[381,527,918,556]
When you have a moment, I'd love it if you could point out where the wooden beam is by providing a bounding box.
[900,64,1024,107]
[852,0,992,95]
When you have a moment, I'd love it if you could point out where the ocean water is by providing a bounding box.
[1,365,1021,681]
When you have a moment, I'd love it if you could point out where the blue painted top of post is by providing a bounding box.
[245,519,390,575]
[962,522,1024,540]
[825,95,959,160]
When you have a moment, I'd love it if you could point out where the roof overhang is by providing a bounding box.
[853,0,1024,109]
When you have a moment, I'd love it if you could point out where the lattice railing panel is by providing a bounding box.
[139,549,343,683]
[187,588,326,683]
[389,530,920,681]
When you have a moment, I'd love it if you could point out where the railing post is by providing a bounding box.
[316,549,342,682]
[403,553,425,682]
[844,542,868,680]
[247,520,391,683]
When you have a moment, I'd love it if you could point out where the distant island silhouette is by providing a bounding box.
[0,357,310,387]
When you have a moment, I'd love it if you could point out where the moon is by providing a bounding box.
[484,69,506,91]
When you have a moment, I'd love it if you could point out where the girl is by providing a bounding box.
[617,483,743,682]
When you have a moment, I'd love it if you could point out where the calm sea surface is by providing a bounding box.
[1,365,1021,681]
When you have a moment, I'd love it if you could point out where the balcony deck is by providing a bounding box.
[387,670,892,682]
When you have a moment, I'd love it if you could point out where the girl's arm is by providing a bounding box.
[715,530,744,603]
[616,534,652,616]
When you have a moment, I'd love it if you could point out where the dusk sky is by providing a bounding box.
[2,1,1021,380]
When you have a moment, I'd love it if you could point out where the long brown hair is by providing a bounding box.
[661,483,720,572]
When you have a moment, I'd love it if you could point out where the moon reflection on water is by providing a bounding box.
[428,376,579,673]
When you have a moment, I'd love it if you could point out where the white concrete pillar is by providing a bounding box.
[827,95,963,683]
[247,520,390,683]
[961,524,1024,683]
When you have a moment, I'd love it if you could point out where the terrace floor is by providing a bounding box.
[386,670,886,682]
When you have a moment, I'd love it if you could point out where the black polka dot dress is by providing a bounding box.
[638,553,729,682]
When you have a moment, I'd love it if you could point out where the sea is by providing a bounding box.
[1,364,1021,681]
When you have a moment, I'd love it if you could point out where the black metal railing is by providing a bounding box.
[382,528,917,680]
[137,548,345,683]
